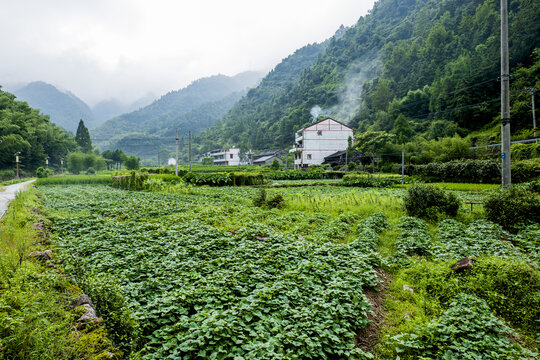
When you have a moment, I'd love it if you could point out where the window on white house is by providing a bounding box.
[307,154,312,160]
[230,154,234,159]
[317,130,323,136]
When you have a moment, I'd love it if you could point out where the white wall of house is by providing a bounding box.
[209,147,241,165]
[289,118,353,167]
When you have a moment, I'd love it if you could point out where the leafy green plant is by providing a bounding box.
[389,293,537,359]
[403,184,459,220]
[41,185,383,359]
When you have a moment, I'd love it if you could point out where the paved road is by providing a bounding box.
[0,180,36,219]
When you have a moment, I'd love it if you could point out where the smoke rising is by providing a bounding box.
[310,53,381,125]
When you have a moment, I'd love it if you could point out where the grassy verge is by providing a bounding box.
[0,178,34,186]
[0,188,120,359]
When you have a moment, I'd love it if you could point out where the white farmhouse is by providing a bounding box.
[206,147,242,165]
[289,118,353,168]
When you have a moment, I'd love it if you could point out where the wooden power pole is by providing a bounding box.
[175,130,179,176]
[500,0,511,188]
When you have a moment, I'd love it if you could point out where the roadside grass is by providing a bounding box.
[0,178,34,186]
[0,188,119,359]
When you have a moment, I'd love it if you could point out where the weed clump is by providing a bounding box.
[403,184,459,220]
[253,189,284,209]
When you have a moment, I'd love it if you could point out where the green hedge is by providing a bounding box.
[182,172,265,186]
[341,174,394,187]
[404,159,540,183]
[268,170,345,180]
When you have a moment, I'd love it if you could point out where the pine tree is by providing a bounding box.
[75,119,92,153]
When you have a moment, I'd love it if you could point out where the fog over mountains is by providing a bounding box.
[7,81,155,133]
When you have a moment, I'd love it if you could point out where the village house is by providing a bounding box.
[289,118,354,168]
[252,149,285,166]
[205,147,242,165]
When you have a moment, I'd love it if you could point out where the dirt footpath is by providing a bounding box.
[0,180,35,219]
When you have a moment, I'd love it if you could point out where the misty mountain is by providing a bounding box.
[11,81,95,133]
[92,71,263,151]
[105,90,249,160]
[91,93,155,128]
[197,0,539,152]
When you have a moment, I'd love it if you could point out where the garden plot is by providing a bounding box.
[41,186,390,359]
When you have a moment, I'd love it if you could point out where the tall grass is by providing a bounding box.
[35,175,112,185]
[284,189,404,221]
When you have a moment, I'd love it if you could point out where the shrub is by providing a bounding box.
[252,189,285,209]
[36,166,48,178]
[484,187,540,232]
[0,169,15,181]
[86,167,96,175]
[270,158,280,170]
[511,160,540,183]
[403,184,459,220]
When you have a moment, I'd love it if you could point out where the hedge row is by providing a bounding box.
[267,170,345,180]
[403,159,540,183]
[183,172,265,186]
[341,174,394,188]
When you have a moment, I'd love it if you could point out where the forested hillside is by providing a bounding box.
[0,87,76,175]
[92,71,263,152]
[105,91,248,160]
[197,0,540,152]
[10,81,95,133]
[196,40,329,151]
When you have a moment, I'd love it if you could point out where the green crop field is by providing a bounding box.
[38,184,539,359]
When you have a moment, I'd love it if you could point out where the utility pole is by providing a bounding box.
[401,147,405,185]
[60,158,64,174]
[528,87,537,138]
[175,130,179,176]
[45,157,49,169]
[15,152,20,179]
[158,150,160,167]
[188,131,192,172]
[500,0,511,188]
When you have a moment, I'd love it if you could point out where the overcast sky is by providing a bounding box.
[0,0,376,106]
